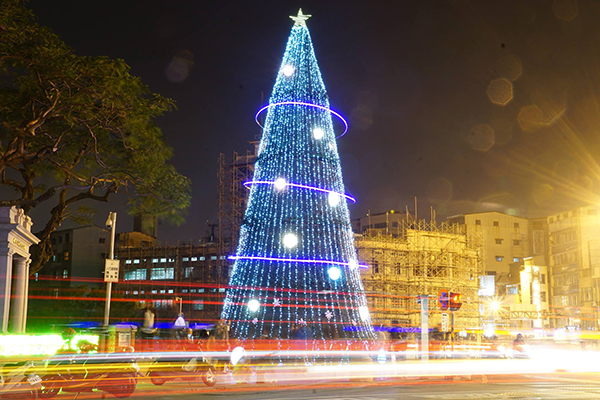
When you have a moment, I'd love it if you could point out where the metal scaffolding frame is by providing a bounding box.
[217,144,258,269]
[356,217,485,332]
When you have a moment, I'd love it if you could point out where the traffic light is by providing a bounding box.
[449,292,462,311]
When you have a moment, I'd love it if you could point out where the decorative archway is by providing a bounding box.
[0,207,40,333]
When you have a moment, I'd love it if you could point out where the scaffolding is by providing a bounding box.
[217,143,258,266]
[356,217,485,332]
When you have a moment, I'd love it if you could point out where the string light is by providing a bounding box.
[221,13,374,343]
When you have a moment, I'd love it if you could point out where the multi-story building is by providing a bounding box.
[447,212,547,296]
[355,218,484,333]
[115,239,231,325]
[36,225,110,288]
[547,206,600,330]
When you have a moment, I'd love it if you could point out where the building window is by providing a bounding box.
[191,257,198,262]
[541,274,546,284]
[182,257,189,262]
[51,238,57,245]
[220,256,226,260]
[200,257,206,261]
[182,289,188,293]
[124,269,147,280]
[125,260,132,264]
[513,240,520,245]
[211,256,217,260]
[193,300,204,310]
[133,291,138,295]
[475,220,481,225]
[150,267,174,280]
[495,238,503,244]
[133,259,140,264]
[160,258,167,263]
[52,255,56,262]
[496,256,503,262]
[62,269,68,279]
[185,267,194,278]
[63,251,69,261]
[514,223,519,228]
[513,257,520,262]
[168,289,173,294]
[507,286,518,295]
[493,221,499,227]
[65,233,70,243]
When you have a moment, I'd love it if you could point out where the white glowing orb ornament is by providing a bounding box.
[248,299,260,312]
[348,259,358,269]
[327,266,341,281]
[274,178,287,191]
[312,127,324,139]
[282,64,295,77]
[359,306,370,322]
[282,233,298,248]
[328,192,341,207]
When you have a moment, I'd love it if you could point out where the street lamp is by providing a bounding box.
[175,296,182,315]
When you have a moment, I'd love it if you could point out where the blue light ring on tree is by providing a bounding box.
[255,101,349,138]
[228,255,368,269]
[243,180,356,203]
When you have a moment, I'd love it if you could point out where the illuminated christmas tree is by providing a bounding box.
[221,10,373,342]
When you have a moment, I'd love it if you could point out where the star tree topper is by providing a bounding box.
[290,9,311,27]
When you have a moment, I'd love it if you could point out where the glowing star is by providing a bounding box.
[351,319,357,326]
[248,299,260,312]
[289,8,311,27]
[252,317,258,325]
[281,64,295,77]
[298,318,307,326]
[359,306,370,322]
[273,298,281,307]
[283,233,298,248]
[312,127,324,139]
[325,310,333,320]
[327,266,341,281]
[274,178,287,191]
[328,191,340,207]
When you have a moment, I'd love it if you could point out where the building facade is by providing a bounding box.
[36,225,110,288]
[547,206,600,330]
[355,218,484,333]
[115,240,230,325]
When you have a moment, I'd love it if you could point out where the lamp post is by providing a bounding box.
[103,212,117,327]
[175,296,182,315]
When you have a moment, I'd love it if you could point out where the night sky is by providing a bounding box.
[26,0,600,242]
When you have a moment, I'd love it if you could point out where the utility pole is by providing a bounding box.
[104,212,117,327]
[420,295,429,362]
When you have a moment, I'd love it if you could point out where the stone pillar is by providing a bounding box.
[10,257,29,333]
[0,249,14,333]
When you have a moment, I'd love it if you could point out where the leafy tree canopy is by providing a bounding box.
[0,1,191,274]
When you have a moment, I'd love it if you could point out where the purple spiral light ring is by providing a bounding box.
[255,101,349,138]
[243,180,356,204]
[229,255,368,269]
